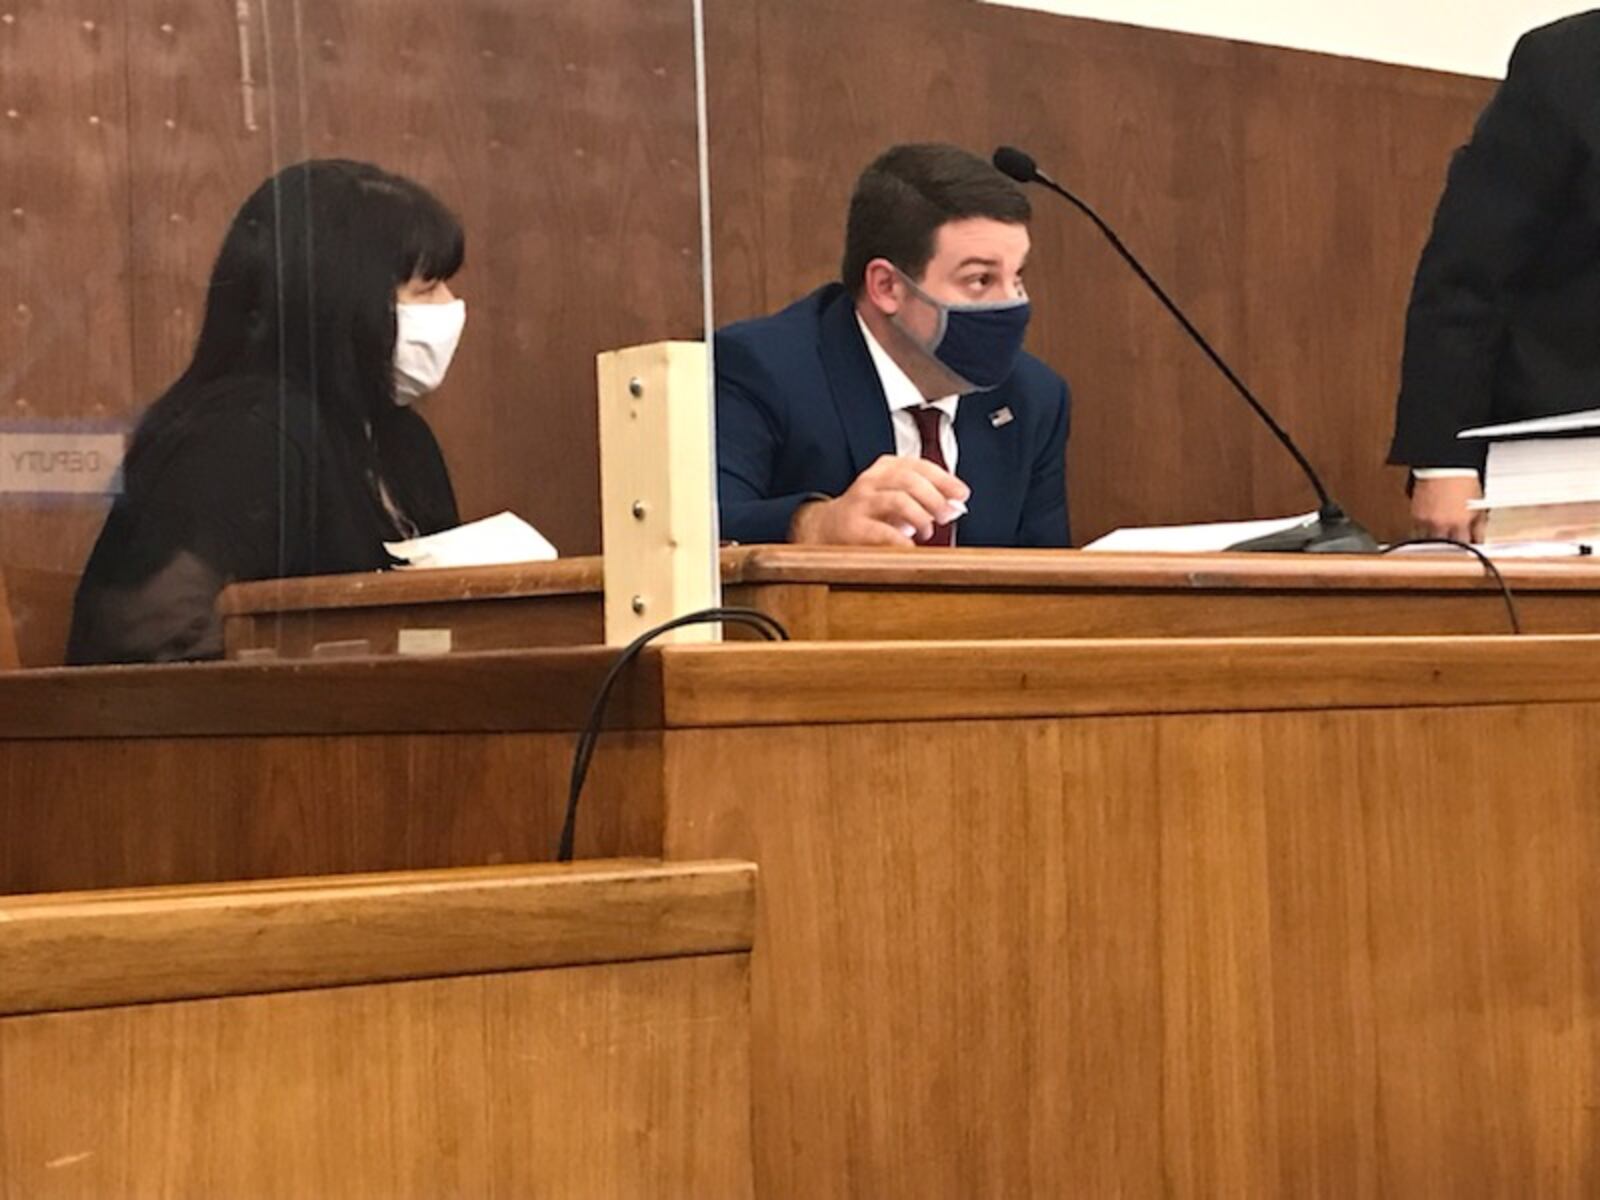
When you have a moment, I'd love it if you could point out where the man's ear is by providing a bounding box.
[860,258,903,317]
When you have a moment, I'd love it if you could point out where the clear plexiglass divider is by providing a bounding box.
[0,0,710,668]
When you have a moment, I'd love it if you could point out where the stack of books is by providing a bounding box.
[1460,409,1600,543]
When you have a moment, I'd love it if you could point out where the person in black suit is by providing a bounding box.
[716,143,1071,548]
[68,161,466,664]
[1391,12,1600,540]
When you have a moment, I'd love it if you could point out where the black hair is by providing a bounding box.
[128,159,464,489]
[841,143,1030,297]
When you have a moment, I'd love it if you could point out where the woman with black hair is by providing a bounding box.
[68,159,467,664]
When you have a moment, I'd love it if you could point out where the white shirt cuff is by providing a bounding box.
[1411,467,1480,480]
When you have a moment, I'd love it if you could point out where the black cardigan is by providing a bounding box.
[67,379,458,664]
[1391,12,1600,468]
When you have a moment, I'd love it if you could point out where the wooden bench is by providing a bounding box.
[0,858,756,1198]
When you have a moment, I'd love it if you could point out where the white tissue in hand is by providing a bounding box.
[897,498,969,540]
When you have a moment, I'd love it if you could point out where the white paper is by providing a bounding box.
[1459,408,1600,439]
[1386,540,1595,558]
[1472,435,1600,508]
[386,511,558,569]
[1082,512,1318,553]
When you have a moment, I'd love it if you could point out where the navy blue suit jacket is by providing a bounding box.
[714,284,1072,546]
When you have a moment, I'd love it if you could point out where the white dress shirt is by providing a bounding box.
[856,314,960,472]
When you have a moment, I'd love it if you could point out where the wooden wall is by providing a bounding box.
[705,0,1497,542]
[0,0,1499,597]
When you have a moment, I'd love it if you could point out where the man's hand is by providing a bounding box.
[790,455,970,546]
[1410,475,1485,542]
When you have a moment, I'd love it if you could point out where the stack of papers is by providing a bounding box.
[1083,512,1318,553]
[385,511,558,569]
[1461,409,1600,542]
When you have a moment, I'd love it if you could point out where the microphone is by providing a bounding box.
[993,145,1377,553]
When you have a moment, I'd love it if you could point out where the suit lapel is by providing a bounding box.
[816,289,895,475]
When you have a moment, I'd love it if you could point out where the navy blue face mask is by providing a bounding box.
[892,268,1031,393]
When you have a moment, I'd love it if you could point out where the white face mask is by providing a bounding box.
[393,299,466,405]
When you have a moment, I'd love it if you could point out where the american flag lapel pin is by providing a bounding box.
[988,406,1014,428]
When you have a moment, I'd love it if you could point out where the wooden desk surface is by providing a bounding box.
[0,857,754,1016]
[220,545,1600,613]
[216,546,1600,658]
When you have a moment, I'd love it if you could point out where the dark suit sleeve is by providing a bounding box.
[715,332,826,544]
[1391,30,1585,466]
[1019,377,1071,548]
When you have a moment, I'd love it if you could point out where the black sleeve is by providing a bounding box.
[67,411,309,664]
[1390,29,1586,467]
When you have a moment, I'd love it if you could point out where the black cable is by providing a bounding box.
[555,606,790,861]
[1380,538,1522,635]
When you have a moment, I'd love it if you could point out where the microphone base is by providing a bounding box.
[1226,504,1381,554]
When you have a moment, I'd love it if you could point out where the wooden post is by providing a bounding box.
[597,341,721,645]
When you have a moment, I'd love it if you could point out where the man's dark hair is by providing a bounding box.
[841,143,1031,296]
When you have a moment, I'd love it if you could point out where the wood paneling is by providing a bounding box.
[0,2,133,577]
[0,858,755,1015]
[5,636,1599,1190]
[810,586,1545,640]
[220,559,607,657]
[0,728,664,894]
[2,955,752,1199]
[0,646,662,738]
[661,702,1600,1197]
[655,635,1600,727]
[226,593,605,658]
[706,0,1497,544]
[0,564,75,668]
[222,557,606,613]
[0,573,16,668]
[124,0,278,405]
[13,633,1600,898]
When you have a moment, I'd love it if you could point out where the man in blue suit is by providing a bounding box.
[715,143,1072,548]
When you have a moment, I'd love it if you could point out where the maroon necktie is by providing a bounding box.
[910,406,954,547]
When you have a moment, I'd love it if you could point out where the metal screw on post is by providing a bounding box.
[628,377,644,398]
[631,595,646,615]
[631,501,648,521]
